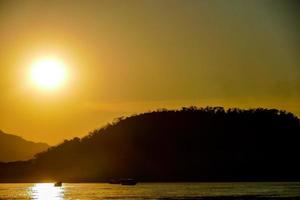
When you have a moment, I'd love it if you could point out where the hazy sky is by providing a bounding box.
[1,0,299,144]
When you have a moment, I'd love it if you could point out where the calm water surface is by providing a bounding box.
[0,182,299,200]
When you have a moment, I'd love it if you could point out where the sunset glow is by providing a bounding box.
[0,0,300,194]
[30,58,67,90]
[0,0,299,145]
[29,183,63,200]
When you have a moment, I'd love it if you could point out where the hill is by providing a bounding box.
[0,107,299,182]
[0,130,49,162]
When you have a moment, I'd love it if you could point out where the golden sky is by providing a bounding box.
[0,0,299,144]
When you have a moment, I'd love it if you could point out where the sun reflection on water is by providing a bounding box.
[28,183,64,200]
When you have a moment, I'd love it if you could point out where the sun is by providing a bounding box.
[30,57,67,90]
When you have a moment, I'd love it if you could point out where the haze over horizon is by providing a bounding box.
[1,0,299,145]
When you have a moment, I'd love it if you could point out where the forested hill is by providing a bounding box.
[0,107,299,182]
[0,130,49,162]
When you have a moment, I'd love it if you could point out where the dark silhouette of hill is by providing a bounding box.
[0,107,299,182]
[0,130,49,162]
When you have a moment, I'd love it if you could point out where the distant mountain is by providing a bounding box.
[0,107,299,182]
[0,130,49,162]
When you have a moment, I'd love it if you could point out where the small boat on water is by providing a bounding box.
[54,182,62,187]
[108,179,121,184]
[120,179,138,186]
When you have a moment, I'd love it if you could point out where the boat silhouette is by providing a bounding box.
[54,181,62,187]
[120,179,137,185]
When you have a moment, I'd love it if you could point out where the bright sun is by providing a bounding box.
[30,58,67,90]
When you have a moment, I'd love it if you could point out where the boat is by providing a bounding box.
[120,179,138,186]
[54,181,62,187]
[108,179,121,184]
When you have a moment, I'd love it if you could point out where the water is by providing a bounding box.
[0,182,299,200]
